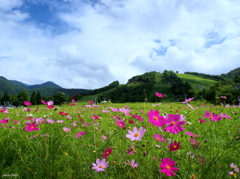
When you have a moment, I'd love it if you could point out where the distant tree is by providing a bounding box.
[36,91,42,105]
[30,90,37,105]
[52,92,69,105]
[1,90,10,102]
[176,71,178,74]
[18,90,30,104]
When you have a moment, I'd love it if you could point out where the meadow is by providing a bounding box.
[0,98,239,179]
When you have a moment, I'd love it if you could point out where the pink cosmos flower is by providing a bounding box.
[147,109,165,127]
[102,147,112,158]
[125,160,138,168]
[182,97,194,103]
[109,107,119,112]
[24,101,32,106]
[119,107,130,115]
[88,101,94,104]
[102,109,109,113]
[72,99,77,103]
[202,111,222,121]
[116,120,126,128]
[168,141,181,151]
[92,158,109,172]
[199,118,208,123]
[46,119,54,123]
[126,127,146,141]
[163,114,186,134]
[23,108,31,112]
[63,127,70,132]
[75,131,85,138]
[190,138,201,148]
[221,96,227,99]
[91,115,101,120]
[24,122,40,132]
[101,135,108,140]
[219,113,231,119]
[130,114,143,122]
[160,158,178,177]
[0,108,8,113]
[67,115,72,119]
[156,92,164,98]
[153,134,165,142]
[186,131,199,138]
[83,122,90,127]
[57,120,64,123]
[0,118,9,124]
[41,100,47,105]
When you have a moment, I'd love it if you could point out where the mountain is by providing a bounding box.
[0,76,89,97]
[28,81,62,89]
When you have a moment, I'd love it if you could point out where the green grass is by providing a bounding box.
[0,101,239,178]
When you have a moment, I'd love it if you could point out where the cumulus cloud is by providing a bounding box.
[0,0,240,89]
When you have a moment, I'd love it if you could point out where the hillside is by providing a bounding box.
[81,71,219,103]
[0,77,89,97]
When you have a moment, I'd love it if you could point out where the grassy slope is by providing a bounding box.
[80,73,218,102]
[177,74,217,87]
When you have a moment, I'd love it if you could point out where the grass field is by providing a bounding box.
[0,100,239,178]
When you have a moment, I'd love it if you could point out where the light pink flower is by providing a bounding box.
[125,160,138,168]
[202,111,222,121]
[102,135,108,140]
[126,127,146,141]
[182,98,194,103]
[92,158,109,172]
[63,127,70,132]
[57,120,64,123]
[153,134,165,142]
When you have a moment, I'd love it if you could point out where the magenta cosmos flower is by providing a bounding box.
[126,127,146,141]
[168,141,181,151]
[24,122,40,132]
[102,147,112,158]
[116,120,126,128]
[148,109,165,127]
[164,114,186,134]
[153,134,165,142]
[24,101,32,106]
[92,158,109,172]
[160,158,178,176]
[156,92,164,98]
[75,131,85,138]
[202,111,221,121]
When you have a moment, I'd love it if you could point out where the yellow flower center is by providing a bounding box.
[210,116,213,119]
[129,163,133,166]
[134,133,139,137]
[166,165,170,169]
[173,145,177,148]
[105,152,109,154]
[154,117,158,120]
[99,165,103,168]
[171,122,175,125]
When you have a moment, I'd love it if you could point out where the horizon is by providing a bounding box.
[1,0,240,89]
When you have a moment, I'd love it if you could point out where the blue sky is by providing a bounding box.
[1,0,240,89]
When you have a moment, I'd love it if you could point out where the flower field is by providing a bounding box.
[0,99,239,178]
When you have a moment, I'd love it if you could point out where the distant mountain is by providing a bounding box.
[10,80,30,87]
[28,81,62,89]
[0,76,88,97]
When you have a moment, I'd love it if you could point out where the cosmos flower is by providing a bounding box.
[160,158,178,177]
[24,101,32,106]
[116,120,126,128]
[202,111,222,121]
[168,141,182,151]
[182,97,194,103]
[147,109,165,127]
[24,122,40,132]
[153,134,165,142]
[92,158,109,172]
[126,127,146,141]
[75,131,85,138]
[156,92,164,98]
[102,147,112,158]
[125,160,138,168]
[163,114,186,134]
[63,127,70,132]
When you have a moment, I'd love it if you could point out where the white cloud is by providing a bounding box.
[0,0,240,89]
